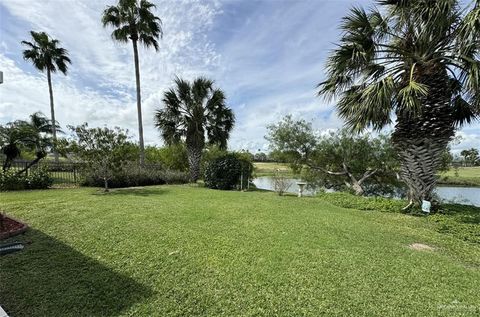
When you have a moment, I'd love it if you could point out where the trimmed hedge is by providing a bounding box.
[204,154,253,190]
[82,165,189,188]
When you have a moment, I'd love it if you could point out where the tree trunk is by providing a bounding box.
[3,158,12,172]
[392,68,454,206]
[351,182,364,196]
[187,145,202,182]
[104,177,109,192]
[47,69,59,163]
[307,162,377,196]
[16,152,46,175]
[394,138,450,204]
[132,39,145,165]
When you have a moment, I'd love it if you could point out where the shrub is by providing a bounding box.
[204,154,240,190]
[0,170,24,191]
[273,170,292,196]
[27,167,54,189]
[316,191,405,213]
[82,163,189,188]
[0,167,53,191]
[204,154,253,190]
[159,170,191,184]
[145,144,189,172]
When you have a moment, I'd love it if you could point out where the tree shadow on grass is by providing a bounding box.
[0,229,152,317]
[92,186,168,197]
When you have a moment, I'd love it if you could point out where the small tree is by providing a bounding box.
[254,152,267,162]
[266,116,399,196]
[273,169,292,196]
[0,121,31,171]
[0,112,59,173]
[460,148,479,166]
[67,124,135,191]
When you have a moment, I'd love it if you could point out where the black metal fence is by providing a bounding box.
[2,160,165,185]
[1,160,85,184]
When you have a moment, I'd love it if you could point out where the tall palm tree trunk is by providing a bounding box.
[132,39,145,165]
[392,69,454,206]
[46,69,59,163]
[187,144,202,182]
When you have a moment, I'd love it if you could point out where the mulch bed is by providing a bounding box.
[0,215,28,240]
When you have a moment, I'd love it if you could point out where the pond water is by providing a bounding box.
[253,176,480,207]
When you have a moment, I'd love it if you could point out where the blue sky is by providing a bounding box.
[0,0,479,153]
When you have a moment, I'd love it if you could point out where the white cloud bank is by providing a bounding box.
[0,0,222,145]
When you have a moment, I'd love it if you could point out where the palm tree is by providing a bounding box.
[21,31,71,163]
[154,77,235,182]
[0,112,59,173]
[102,0,163,165]
[318,0,480,207]
[0,121,29,171]
[17,112,61,174]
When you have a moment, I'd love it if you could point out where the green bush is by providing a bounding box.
[145,144,189,172]
[0,170,24,191]
[159,170,191,184]
[431,204,480,244]
[27,167,54,189]
[0,167,53,191]
[204,154,253,190]
[82,164,189,188]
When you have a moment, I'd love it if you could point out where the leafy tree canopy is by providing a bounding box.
[266,115,400,195]
[66,124,137,190]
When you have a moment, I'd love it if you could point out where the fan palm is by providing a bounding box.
[0,112,59,173]
[154,77,235,182]
[0,121,30,171]
[102,0,163,165]
[318,0,480,207]
[19,112,61,173]
[21,31,71,163]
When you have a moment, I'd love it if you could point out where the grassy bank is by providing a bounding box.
[438,166,480,187]
[253,162,296,177]
[1,186,479,316]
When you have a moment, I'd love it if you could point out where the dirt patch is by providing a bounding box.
[409,243,435,251]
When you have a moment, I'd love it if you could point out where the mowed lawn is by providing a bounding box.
[254,162,295,177]
[438,166,480,187]
[440,166,480,186]
[1,186,480,317]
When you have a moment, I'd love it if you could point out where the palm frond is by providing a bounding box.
[21,31,71,74]
[451,95,477,126]
[155,77,234,150]
[102,0,162,50]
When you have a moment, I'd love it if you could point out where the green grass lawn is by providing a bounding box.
[438,166,480,187]
[254,162,295,177]
[1,186,479,316]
